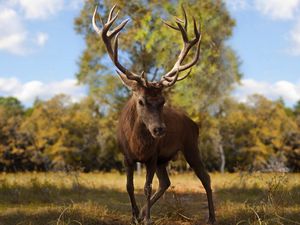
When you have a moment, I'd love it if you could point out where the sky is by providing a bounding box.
[0,0,300,107]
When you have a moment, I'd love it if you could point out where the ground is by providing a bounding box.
[0,172,299,225]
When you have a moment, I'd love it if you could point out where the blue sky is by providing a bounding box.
[0,0,86,104]
[226,0,300,106]
[0,0,300,107]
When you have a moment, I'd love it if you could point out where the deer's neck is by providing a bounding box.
[126,98,156,161]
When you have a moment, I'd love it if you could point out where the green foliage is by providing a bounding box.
[73,0,241,172]
[0,2,300,172]
[0,95,124,172]
[294,100,300,115]
[219,95,300,172]
[0,97,23,114]
[74,0,241,113]
[20,95,123,171]
[0,93,300,172]
[0,97,37,171]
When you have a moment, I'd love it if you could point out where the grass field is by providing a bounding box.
[0,172,299,225]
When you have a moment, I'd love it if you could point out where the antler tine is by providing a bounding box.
[141,71,149,86]
[180,34,202,70]
[92,5,102,35]
[113,32,120,64]
[103,10,120,33]
[176,17,184,23]
[163,5,188,32]
[162,20,180,31]
[159,6,202,88]
[176,21,188,42]
[163,68,192,82]
[181,5,188,31]
[108,19,130,38]
[193,17,200,39]
[92,5,148,87]
[107,4,117,22]
[161,69,180,87]
[174,5,189,42]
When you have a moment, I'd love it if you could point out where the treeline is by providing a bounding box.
[200,96,300,172]
[0,96,122,172]
[2,0,299,172]
[0,95,299,172]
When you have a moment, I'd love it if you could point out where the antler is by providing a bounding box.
[92,5,148,87]
[159,6,202,87]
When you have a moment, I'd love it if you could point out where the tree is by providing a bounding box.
[282,100,300,171]
[219,95,298,172]
[20,95,123,171]
[74,0,241,171]
[75,0,241,111]
[294,100,300,115]
[0,97,23,115]
[0,97,37,171]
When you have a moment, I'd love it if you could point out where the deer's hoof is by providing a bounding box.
[138,208,146,221]
[130,216,139,225]
[143,218,153,225]
[207,217,216,225]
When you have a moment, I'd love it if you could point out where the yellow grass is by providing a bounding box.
[0,172,299,225]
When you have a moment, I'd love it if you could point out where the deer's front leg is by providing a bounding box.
[140,164,170,218]
[125,162,140,224]
[142,158,157,225]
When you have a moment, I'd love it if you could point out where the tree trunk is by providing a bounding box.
[218,144,225,173]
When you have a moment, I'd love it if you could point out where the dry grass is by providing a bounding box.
[0,172,299,225]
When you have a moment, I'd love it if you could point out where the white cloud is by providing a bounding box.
[253,1,300,56]
[17,0,64,20]
[0,7,28,54]
[0,0,84,55]
[234,78,300,105]
[254,0,300,20]
[36,32,48,46]
[0,0,75,55]
[0,77,21,92]
[289,18,300,55]
[68,0,85,10]
[225,0,249,11]
[225,1,300,57]
[0,77,86,105]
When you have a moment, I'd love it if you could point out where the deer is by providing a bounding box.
[92,4,216,225]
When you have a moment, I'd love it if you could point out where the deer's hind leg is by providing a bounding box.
[182,145,216,224]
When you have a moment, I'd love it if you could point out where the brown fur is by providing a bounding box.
[118,96,198,163]
[117,86,216,224]
[92,3,215,223]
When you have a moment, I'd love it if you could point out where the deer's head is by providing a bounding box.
[92,4,201,138]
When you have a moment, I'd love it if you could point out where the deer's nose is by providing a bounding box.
[153,126,166,137]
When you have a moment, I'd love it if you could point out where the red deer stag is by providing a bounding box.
[92,4,216,225]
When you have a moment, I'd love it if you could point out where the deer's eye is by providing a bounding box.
[138,100,144,106]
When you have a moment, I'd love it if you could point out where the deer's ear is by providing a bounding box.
[117,71,138,91]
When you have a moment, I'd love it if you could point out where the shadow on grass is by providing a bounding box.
[218,209,300,225]
[0,183,210,225]
[216,185,300,206]
[1,181,299,225]
[215,184,300,225]
[0,206,128,225]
